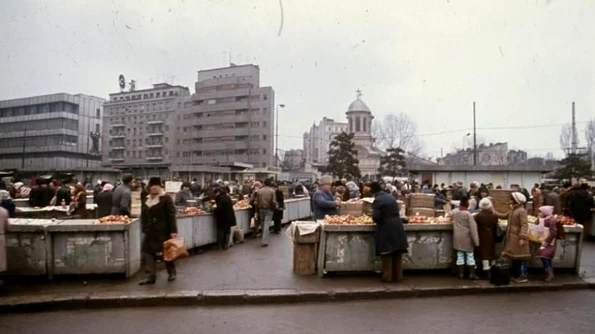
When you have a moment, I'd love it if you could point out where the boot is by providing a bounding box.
[456,265,465,279]
[468,266,479,280]
[166,262,177,282]
[544,268,554,282]
[392,253,404,282]
[381,254,394,282]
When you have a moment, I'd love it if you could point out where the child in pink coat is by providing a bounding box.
[535,206,558,282]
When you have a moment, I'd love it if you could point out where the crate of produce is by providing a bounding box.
[340,201,364,217]
[409,193,435,209]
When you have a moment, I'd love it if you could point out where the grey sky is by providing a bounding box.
[1,0,594,160]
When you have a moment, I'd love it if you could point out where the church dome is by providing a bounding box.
[347,98,371,113]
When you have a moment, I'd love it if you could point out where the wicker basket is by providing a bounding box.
[409,193,435,209]
[489,189,513,213]
[408,207,436,217]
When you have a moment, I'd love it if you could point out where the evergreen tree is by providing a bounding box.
[553,153,593,181]
[325,132,361,178]
[378,147,407,177]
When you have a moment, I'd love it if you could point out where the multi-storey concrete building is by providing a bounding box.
[303,117,348,166]
[0,93,105,171]
[437,142,528,166]
[101,83,190,177]
[174,64,274,168]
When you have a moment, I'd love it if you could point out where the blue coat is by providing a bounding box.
[312,190,338,220]
[372,192,408,255]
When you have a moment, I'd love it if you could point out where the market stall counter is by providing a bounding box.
[5,218,141,279]
[15,204,98,219]
[317,221,584,278]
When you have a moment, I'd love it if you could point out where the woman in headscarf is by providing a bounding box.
[474,198,499,278]
[370,182,408,282]
[535,205,558,282]
[68,184,88,218]
[495,192,530,283]
[139,177,178,284]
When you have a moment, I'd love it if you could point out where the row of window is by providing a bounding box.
[180,121,268,132]
[107,102,172,116]
[111,90,180,102]
[177,148,266,158]
[108,149,168,159]
[0,102,82,118]
[0,134,78,149]
[0,118,79,133]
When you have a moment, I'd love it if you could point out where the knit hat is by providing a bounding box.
[102,184,114,192]
[539,205,553,217]
[479,198,493,210]
[511,192,526,204]
[148,177,162,188]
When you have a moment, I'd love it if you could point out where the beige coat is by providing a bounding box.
[0,207,9,272]
[452,209,479,252]
[496,204,530,260]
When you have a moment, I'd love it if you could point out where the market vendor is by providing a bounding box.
[29,179,54,208]
[174,182,194,207]
[370,182,408,283]
[312,176,339,220]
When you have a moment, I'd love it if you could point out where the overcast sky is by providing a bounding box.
[1,0,594,160]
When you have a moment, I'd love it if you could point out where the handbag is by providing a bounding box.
[494,224,505,243]
[162,237,189,262]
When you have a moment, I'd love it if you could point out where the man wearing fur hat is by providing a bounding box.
[312,176,340,220]
[139,177,178,285]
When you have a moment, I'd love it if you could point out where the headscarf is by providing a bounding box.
[511,192,527,205]
[0,189,11,201]
[479,198,493,211]
[539,205,553,218]
[102,183,114,192]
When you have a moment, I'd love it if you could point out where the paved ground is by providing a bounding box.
[1,290,593,334]
[3,228,594,298]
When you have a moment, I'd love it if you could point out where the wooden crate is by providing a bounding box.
[293,243,317,275]
[489,189,513,213]
[409,194,435,209]
[293,226,321,244]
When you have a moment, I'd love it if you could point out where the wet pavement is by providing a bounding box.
[2,227,594,297]
[1,290,593,334]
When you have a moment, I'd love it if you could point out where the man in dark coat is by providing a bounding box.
[95,184,114,218]
[542,185,561,215]
[112,174,133,216]
[568,184,595,238]
[29,180,54,207]
[139,177,178,285]
[272,182,285,234]
[370,182,408,282]
[213,186,236,250]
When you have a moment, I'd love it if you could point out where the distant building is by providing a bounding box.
[101,83,190,178]
[303,117,348,166]
[174,64,274,169]
[0,93,105,171]
[438,142,528,166]
[302,92,382,177]
[281,149,304,171]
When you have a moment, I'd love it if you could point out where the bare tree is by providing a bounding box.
[372,113,423,156]
[586,119,595,154]
[559,123,572,154]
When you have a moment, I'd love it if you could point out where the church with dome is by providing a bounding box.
[303,91,383,177]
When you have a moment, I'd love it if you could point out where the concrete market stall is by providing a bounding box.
[317,223,584,278]
[5,218,141,279]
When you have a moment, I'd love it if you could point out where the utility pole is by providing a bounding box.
[473,101,477,165]
[571,102,577,155]
[21,129,27,169]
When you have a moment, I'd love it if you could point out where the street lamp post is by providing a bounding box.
[275,104,285,167]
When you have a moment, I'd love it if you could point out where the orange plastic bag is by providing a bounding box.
[162,237,189,262]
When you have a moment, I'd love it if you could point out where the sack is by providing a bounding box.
[494,224,505,243]
[162,237,189,262]
[250,217,256,229]
[233,227,245,244]
[490,260,511,286]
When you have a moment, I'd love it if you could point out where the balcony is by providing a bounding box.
[109,133,125,138]
[111,123,125,128]
[147,132,164,137]
[110,157,124,162]
[146,156,163,161]
[111,146,125,150]
[146,143,163,148]
[147,120,164,125]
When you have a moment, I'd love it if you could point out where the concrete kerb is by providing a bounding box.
[0,280,592,313]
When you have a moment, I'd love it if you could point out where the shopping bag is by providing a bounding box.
[162,237,189,262]
[250,217,256,229]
